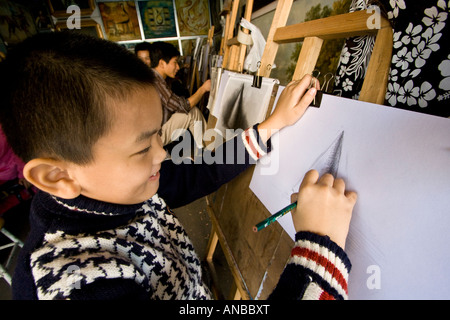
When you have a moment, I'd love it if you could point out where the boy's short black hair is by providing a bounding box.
[0,31,155,164]
[149,42,180,68]
[135,41,153,55]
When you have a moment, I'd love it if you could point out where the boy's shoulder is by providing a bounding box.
[13,192,147,299]
[14,191,206,300]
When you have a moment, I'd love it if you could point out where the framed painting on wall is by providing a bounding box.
[175,0,210,36]
[98,1,141,42]
[138,0,177,39]
[47,0,96,18]
[0,1,38,45]
[55,19,104,38]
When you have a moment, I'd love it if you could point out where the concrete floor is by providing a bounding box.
[0,195,232,300]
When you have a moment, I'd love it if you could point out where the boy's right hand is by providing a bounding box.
[290,170,357,250]
[257,74,318,143]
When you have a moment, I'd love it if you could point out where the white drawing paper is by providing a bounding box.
[250,93,450,299]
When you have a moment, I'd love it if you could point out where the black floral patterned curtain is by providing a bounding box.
[333,0,450,118]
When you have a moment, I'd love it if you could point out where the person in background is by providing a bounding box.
[149,41,210,148]
[135,41,152,67]
[0,126,33,224]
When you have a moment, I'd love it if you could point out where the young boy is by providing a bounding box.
[0,32,356,300]
[149,41,210,147]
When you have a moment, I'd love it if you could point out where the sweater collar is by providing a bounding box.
[37,191,146,218]
[34,191,160,234]
[52,194,143,216]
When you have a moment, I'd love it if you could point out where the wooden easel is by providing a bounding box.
[221,0,255,72]
[204,0,255,141]
[204,0,393,300]
[188,26,215,112]
[259,0,393,104]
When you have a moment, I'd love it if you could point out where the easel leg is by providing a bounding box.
[228,282,242,300]
[205,227,224,300]
[206,228,218,263]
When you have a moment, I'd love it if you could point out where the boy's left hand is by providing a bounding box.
[258,74,319,142]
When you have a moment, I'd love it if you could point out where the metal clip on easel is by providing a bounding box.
[309,70,323,108]
[252,61,262,89]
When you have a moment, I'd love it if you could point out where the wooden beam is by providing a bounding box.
[292,36,324,80]
[273,10,390,43]
[260,0,294,77]
[359,25,393,104]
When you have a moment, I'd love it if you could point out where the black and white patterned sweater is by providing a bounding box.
[12,125,351,300]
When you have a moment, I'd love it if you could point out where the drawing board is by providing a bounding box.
[250,93,450,299]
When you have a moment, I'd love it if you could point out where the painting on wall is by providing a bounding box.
[174,0,210,36]
[98,1,141,41]
[138,0,177,39]
[55,19,104,38]
[0,0,37,45]
[47,0,95,17]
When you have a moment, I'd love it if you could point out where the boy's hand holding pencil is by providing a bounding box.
[291,170,357,250]
[253,170,357,250]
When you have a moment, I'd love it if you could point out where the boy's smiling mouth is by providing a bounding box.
[149,171,160,181]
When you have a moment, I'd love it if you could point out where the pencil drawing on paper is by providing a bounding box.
[313,130,344,177]
[291,131,345,194]
[218,82,246,131]
[213,74,276,137]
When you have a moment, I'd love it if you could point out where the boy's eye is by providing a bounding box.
[136,146,151,155]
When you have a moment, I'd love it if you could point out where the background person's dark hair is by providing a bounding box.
[0,31,155,165]
[149,42,180,68]
[135,41,153,55]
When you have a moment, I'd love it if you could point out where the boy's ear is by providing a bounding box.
[157,58,166,69]
[23,158,81,199]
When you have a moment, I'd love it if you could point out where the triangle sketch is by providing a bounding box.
[291,131,344,194]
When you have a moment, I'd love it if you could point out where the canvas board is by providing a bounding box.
[250,93,450,299]
[212,71,279,138]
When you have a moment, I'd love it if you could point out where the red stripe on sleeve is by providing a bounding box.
[245,132,260,159]
[291,246,348,294]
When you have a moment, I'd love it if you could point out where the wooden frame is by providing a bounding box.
[55,19,104,38]
[260,1,393,104]
[221,0,254,72]
[47,0,95,18]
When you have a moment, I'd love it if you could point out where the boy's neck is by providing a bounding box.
[153,66,167,79]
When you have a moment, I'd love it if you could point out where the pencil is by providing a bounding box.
[253,201,297,232]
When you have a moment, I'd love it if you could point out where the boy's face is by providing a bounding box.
[137,50,151,67]
[162,56,180,78]
[68,86,167,205]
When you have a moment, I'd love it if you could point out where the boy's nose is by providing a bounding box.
[154,135,167,164]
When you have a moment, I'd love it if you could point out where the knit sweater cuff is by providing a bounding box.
[241,124,271,161]
[289,231,351,300]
